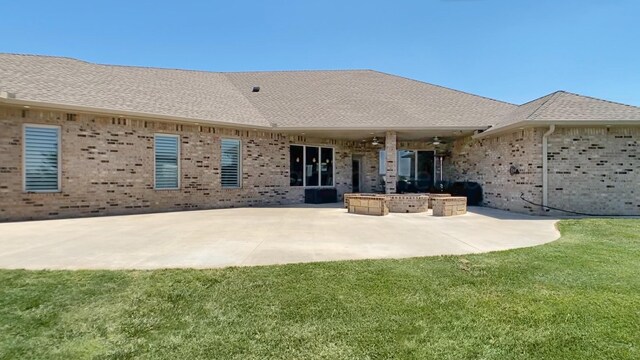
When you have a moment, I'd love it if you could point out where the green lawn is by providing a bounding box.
[1,219,639,359]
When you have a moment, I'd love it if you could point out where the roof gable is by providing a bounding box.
[531,91,640,121]
[480,91,640,137]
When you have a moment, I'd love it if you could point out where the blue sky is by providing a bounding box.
[3,0,639,105]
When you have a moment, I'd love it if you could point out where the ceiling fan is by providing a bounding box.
[371,136,384,146]
[427,136,444,146]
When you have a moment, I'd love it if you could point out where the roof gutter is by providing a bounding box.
[0,97,274,130]
[542,124,556,210]
[474,120,640,139]
[0,97,499,133]
[277,126,488,131]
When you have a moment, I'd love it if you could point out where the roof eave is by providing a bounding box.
[474,120,640,139]
[0,97,273,130]
[277,126,489,132]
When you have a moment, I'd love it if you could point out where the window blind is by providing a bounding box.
[155,135,179,189]
[24,126,60,192]
[221,139,241,188]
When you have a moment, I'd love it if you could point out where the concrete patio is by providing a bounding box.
[0,204,559,270]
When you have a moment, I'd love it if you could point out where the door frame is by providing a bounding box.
[351,155,364,193]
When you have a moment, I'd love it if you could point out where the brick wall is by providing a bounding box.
[4,103,637,220]
[450,127,640,216]
[547,127,639,215]
[449,129,544,214]
[0,105,352,221]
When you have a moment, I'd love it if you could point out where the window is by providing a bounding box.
[397,150,416,181]
[24,124,60,192]
[290,145,304,186]
[154,134,180,189]
[289,145,334,187]
[378,150,386,175]
[221,138,241,188]
[416,151,435,189]
[305,146,319,186]
[379,149,435,191]
[320,147,334,186]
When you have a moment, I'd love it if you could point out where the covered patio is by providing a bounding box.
[291,128,468,196]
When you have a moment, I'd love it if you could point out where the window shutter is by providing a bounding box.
[155,135,179,189]
[24,126,60,191]
[221,139,241,188]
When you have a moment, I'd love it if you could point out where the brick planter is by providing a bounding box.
[425,193,451,209]
[385,194,429,213]
[432,196,467,216]
[347,196,389,216]
[343,193,379,208]
[344,193,429,213]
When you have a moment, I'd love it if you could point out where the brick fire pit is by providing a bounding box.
[344,193,429,214]
[425,193,452,208]
[347,195,389,216]
[432,197,467,217]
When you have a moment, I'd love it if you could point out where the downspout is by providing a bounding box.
[542,125,556,210]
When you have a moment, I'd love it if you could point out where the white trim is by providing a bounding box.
[473,120,640,139]
[0,97,272,130]
[542,125,556,209]
[0,98,498,133]
[351,155,364,192]
[278,125,487,131]
[290,144,336,188]
[220,138,242,189]
[378,150,386,175]
[22,123,62,193]
[153,133,181,190]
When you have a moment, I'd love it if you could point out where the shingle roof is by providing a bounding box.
[225,70,516,129]
[480,91,640,136]
[0,53,515,129]
[0,54,270,127]
[2,54,639,134]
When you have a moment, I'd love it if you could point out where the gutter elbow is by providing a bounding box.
[543,124,556,138]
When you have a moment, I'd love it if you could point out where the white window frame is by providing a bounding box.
[23,123,62,193]
[290,144,336,188]
[378,150,386,175]
[220,138,242,189]
[153,133,181,190]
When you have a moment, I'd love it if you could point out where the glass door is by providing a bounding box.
[396,150,434,192]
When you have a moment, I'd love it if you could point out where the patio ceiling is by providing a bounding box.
[282,128,480,142]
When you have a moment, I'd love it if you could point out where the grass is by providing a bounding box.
[0,219,639,359]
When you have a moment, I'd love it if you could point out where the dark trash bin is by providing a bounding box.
[450,181,483,206]
[305,188,338,204]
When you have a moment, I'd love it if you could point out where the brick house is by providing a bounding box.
[1,54,639,221]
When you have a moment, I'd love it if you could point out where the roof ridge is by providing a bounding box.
[0,52,87,62]
[0,52,375,76]
[368,69,517,106]
[222,69,374,74]
[525,91,565,120]
[561,90,640,110]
